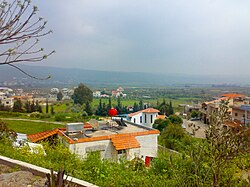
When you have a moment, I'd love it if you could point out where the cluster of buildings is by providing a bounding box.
[93,87,127,98]
[49,87,74,100]
[200,93,250,129]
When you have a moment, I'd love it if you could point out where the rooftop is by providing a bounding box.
[28,120,160,145]
[128,108,160,117]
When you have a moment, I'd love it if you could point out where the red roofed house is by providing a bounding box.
[28,120,160,163]
[128,108,160,128]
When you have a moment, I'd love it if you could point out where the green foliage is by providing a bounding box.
[168,114,183,125]
[191,110,200,118]
[57,92,63,101]
[0,120,17,141]
[153,119,171,132]
[13,99,23,112]
[85,101,93,116]
[0,137,248,187]
[157,99,174,116]
[72,83,93,105]
[159,124,188,150]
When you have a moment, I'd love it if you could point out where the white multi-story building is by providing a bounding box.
[128,108,160,128]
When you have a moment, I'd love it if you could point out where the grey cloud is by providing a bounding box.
[33,0,250,75]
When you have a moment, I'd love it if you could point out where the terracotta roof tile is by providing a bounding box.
[224,121,242,128]
[69,129,160,144]
[221,93,246,98]
[27,128,65,143]
[111,135,140,150]
[27,126,160,145]
[128,108,159,117]
[156,115,166,119]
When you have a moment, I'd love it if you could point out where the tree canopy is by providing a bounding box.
[72,83,93,105]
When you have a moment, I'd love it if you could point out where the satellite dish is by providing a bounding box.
[89,119,99,130]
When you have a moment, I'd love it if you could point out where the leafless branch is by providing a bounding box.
[0,0,55,79]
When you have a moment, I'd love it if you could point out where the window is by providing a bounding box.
[134,118,136,123]
[140,116,142,123]
[145,114,147,123]
[118,149,126,154]
[235,113,238,117]
[151,115,153,123]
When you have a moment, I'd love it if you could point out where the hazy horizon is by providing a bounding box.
[29,0,250,77]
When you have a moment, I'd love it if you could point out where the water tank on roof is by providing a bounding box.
[66,123,84,133]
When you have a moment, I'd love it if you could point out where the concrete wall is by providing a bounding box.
[135,134,158,161]
[67,140,117,160]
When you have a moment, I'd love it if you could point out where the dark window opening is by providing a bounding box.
[118,149,126,154]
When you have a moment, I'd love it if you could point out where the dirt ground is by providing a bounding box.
[0,164,47,187]
[183,119,207,138]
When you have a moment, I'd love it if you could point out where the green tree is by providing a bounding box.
[133,102,139,112]
[107,97,112,110]
[57,92,63,101]
[168,100,174,115]
[24,101,31,113]
[85,101,92,116]
[46,98,49,114]
[95,99,103,116]
[204,101,250,186]
[168,115,183,125]
[191,110,200,118]
[153,119,171,132]
[13,99,23,112]
[72,83,93,105]
[116,97,122,114]
[139,100,143,110]
[50,106,55,115]
[158,99,169,115]
[160,123,186,150]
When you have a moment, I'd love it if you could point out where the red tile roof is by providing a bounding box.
[224,120,242,128]
[156,115,166,119]
[111,135,140,150]
[27,128,66,143]
[221,93,246,98]
[128,108,160,117]
[27,127,160,145]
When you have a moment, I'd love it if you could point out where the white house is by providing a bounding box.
[0,94,14,108]
[128,108,160,128]
[93,91,101,98]
[28,120,160,163]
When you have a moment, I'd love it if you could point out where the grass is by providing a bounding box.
[1,119,64,134]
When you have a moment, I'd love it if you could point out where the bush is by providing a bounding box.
[30,112,42,118]
[168,115,183,125]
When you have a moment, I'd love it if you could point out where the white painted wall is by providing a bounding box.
[63,134,158,162]
[131,112,158,128]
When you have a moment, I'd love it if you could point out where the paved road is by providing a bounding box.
[183,119,207,138]
[0,118,65,125]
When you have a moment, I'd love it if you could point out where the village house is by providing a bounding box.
[112,86,126,98]
[200,93,246,124]
[128,108,160,128]
[27,119,160,164]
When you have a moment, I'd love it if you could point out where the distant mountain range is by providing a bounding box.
[0,65,249,87]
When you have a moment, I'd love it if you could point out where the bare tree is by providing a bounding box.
[0,0,55,79]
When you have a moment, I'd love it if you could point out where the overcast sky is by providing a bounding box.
[33,0,250,76]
